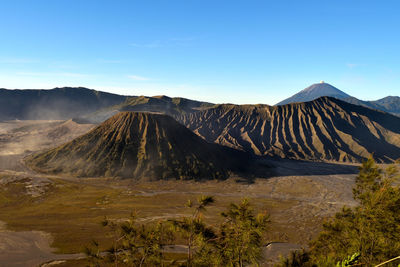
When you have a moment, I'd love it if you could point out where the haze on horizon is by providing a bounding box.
[0,0,399,105]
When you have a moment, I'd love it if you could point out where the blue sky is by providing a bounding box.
[0,0,399,104]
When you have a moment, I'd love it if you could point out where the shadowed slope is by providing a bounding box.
[343,96,400,116]
[26,112,249,180]
[178,97,400,163]
[0,87,128,120]
[373,96,400,114]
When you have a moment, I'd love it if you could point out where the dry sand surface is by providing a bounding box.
[0,120,93,266]
[0,120,94,173]
[0,221,82,267]
[0,120,94,157]
[0,120,362,266]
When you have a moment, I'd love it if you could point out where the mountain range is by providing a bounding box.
[0,84,398,121]
[3,84,400,164]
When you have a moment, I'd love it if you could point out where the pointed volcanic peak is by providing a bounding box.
[276,81,351,105]
[26,112,249,180]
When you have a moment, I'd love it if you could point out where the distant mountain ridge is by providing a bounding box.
[77,95,214,124]
[0,87,215,122]
[0,87,128,120]
[343,96,400,116]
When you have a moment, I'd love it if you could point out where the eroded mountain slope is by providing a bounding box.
[26,112,250,180]
[178,97,400,162]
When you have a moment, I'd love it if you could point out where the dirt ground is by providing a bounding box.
[0,120,361,266]
[0,221,83,267]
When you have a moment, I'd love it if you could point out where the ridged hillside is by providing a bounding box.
[26,112,248,180]
[178,97,400,163]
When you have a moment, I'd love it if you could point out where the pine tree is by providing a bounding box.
[97,214,174,266]
[170,195,216,266]
[85,197,270,266]
[216,198,270,267]
[310,157,400,265]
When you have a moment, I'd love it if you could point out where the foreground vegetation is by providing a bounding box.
[82,157,400,266]
[279,157,400,266]
[0,177,302,256]
[3,156,398,265]
[86,197,269,266]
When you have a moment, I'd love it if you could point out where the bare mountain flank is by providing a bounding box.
[178,97,400,163]
[26,112,250,180]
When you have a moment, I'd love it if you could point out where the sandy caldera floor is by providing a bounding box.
[0,120,93,266]
[0,221,83,267]
[0,120,360,266]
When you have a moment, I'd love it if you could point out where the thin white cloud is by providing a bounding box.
[0,58,38,64]
[346,63,366,69]
[16,71,90,78]
[97,59,124,64]
[130,41,162,48]
[346,63,358,68]
[128,75,150,81]
[169,37,196,42]
[130,37,197,48]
